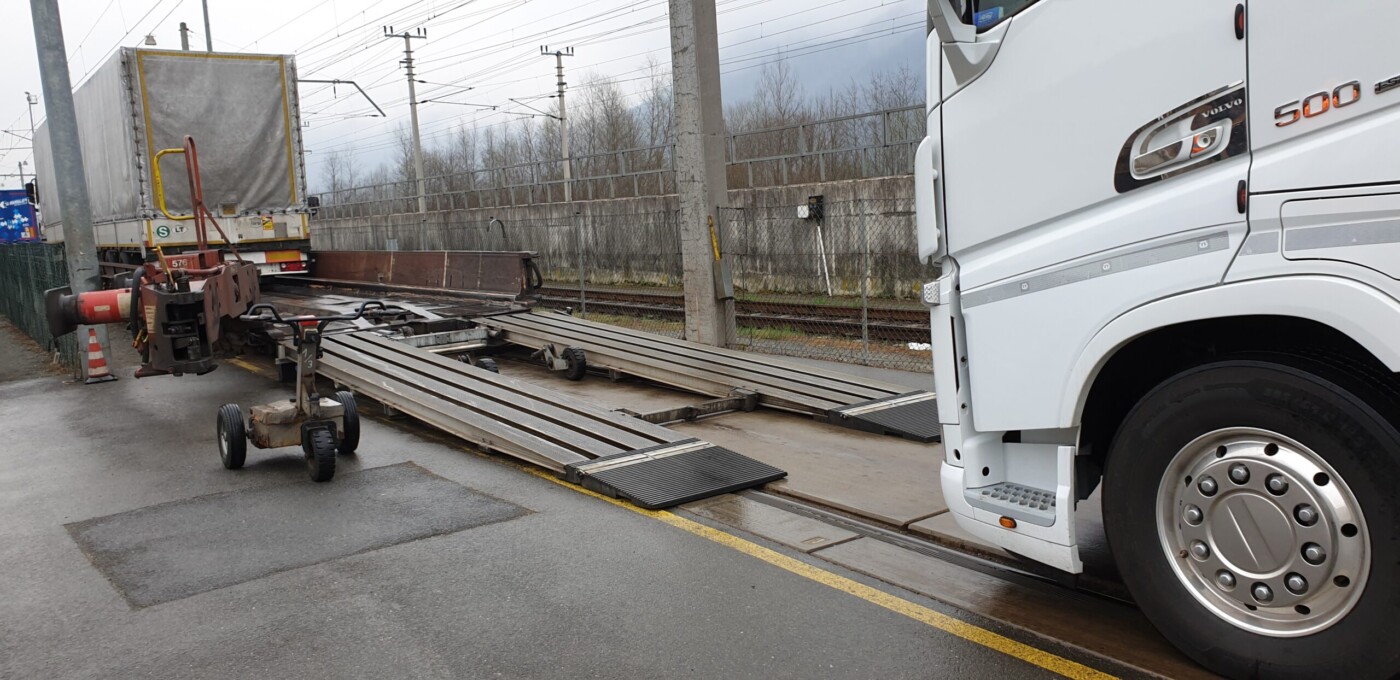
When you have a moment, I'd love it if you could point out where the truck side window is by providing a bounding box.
[970,0,1038,31]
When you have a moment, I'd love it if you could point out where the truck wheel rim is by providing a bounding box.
[1157,427,1370,637]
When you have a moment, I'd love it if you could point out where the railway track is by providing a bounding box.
[263,276,929,344]
[538,286,930,343]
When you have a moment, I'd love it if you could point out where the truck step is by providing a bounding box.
[564,439,787,509]
[965,482,1057,527]
[826,392,942,443]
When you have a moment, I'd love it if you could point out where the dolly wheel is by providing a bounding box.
[334,390,359,456]
[217,404,247,470]
[304,428,337,482]
[476,357,499,374]
[563,347,587,381]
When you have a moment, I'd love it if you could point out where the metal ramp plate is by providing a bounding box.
[478,311,939,442]
[827,392,941,443]
[564,439,787,509]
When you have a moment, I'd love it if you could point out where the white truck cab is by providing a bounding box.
[920,1,1400,677]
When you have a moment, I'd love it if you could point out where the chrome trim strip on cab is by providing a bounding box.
[963,232,1232,308]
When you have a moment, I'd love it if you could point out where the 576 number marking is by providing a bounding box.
[1275,81,1362,127]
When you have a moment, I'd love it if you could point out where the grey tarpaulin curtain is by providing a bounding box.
[136,50,298,216]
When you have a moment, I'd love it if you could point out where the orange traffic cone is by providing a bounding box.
[84,327,117,384]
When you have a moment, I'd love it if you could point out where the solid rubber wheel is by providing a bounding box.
[217,403,246,470]
[476,357,499,373]
[304,428,337,482]
[1103,354,1400,680]
[562,346,587,381]
[333,390,359,455]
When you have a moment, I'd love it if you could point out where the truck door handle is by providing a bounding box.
[1132,122,1229,179]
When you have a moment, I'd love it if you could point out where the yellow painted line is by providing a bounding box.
[221,357,1111,679]
[227,357,275,379]
[516,466,1115,680]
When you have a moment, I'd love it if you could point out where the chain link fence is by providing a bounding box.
[315,198,933,373]
[722,198,933,372]
[0,243,80,371]
[315,105,924,216]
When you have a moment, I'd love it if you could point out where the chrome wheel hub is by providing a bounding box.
[1158,428,1369,636]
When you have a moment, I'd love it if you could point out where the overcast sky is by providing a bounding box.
[3,0,924,189]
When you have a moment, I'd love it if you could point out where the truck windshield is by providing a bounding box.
[929,0,1038,33]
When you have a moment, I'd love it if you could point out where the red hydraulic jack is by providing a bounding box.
[46,136,259,377]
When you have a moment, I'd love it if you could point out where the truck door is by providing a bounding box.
[941,0,1249,263]
[1248,0,1400,193]
[1248,0,1400,281]
[937,0,1252,431]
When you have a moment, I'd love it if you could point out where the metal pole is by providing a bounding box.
[669,0,735,346]
[404,36,427,214]
[860,199,870,366]
[29,0,110,380]
[541,47,574,204]
[25,92,38,141]
[17,162,25,187]
[201,0,213,51]
[179,22,190,50]
[558,52,571,204]
[576,212,586,317]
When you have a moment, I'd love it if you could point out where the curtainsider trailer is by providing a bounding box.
[920,1,1400,677]
[32,48,312,275]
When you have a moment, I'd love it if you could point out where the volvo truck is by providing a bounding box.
[32,48,313,275]
[919,1,1400,677]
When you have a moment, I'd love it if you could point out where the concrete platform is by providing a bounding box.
[501,356,949,528]
[684,495,860,553]
[497,351,1124,598]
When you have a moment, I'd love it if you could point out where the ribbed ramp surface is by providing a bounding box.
[319,332,785,507]
[477,311,941,442]
[825,392,942,443]
[564,439,787,509]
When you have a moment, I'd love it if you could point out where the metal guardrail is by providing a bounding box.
[315,105,925,217]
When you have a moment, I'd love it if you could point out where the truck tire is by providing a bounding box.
[1104,354,1400,679]
[333,390,359,456]
[217,404,246,470]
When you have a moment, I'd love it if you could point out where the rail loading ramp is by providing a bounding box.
[476,311,942,443]
[318,332,786,508]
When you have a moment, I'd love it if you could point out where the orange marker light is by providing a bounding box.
[999,517,1018,529]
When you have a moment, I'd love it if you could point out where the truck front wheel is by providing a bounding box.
[1104,354,1400,679]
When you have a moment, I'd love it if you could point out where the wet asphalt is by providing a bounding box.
[0,327,1075,679]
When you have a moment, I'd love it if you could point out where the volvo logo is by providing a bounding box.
[1206,97,1244,117]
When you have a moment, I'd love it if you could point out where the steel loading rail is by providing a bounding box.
[476,311,942,443]
[318,332,786,508]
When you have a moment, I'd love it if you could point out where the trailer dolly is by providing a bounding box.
[217,301,389,482]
